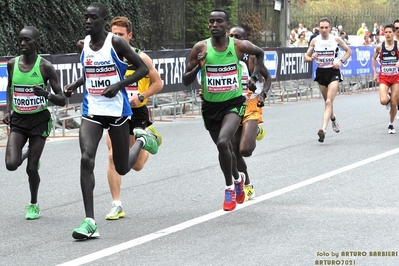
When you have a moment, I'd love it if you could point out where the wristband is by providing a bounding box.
[46,92,52,100]
[340,59,345,63]
[250,73,260,82]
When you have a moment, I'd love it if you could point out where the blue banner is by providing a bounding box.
[312,46,376,79]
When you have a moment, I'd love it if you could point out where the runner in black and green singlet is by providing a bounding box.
[183,8,265,212]
[3,26,65,220]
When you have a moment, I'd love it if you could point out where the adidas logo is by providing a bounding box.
[31,72,38,78]
[226,51,233,57]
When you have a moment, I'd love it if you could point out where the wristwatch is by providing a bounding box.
[46,91,52,100]
[137,93,145,102]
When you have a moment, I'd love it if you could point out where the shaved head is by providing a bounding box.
[88,2,108,18]
[21,26,40,39]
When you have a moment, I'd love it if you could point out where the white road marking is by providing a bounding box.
[57,148,399,266]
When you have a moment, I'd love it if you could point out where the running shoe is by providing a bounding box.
[388,125,396,134]
[133,128,159,155]
[331,117,340,133]
[256,125,266,141]
[244,185,256,201]
[25,204,40,220]
[223,189,236,211]
[72,219,100,240]
[105,204,125,220]
[146,125,163,146]
[235,172,246,204]
[318,129,326,143]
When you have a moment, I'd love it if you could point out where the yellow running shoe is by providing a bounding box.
[256,125,266,141]
[244,185,255,201]
[146,125,163,146]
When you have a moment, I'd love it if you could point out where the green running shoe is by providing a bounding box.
[133,128,159,155]
[25,204,40,220]
[72,219,100,240]
[146,125,163,146]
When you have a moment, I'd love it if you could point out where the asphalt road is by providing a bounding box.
[1,90,399,266]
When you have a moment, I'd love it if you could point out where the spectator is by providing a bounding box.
[304,27,313,42]
[289,29,297,45]
[337,25,344,36]
[298,23,305,35]
[369,34,376,45]
[362,35,372,46]
[295,31,308,47]
[379,25,385,36]
[372,23,380,35]
[357,22,367,36]
[340,31,350,45]
[309,27,319,44]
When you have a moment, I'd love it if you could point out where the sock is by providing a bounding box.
[137,137,146,147]
[85,217,96,225]
[29,203,38,206]
[389,122,393,126]
[234,175,242,183]
[226,184,234,190]
[113,200,122,206]
[246,183,252,187]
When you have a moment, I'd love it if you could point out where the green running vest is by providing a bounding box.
[11,56,48,114]
[201,37,242,102]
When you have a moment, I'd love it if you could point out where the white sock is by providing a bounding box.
[85,217,96,225]
[137,137,146,147]
[29,203,38,206]
[226,184,234,190]
[234,175,242,183]
[113,200,122,206]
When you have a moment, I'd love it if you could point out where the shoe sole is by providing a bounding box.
[318,130,325,143]
[105,212,126,220]
[223,204,236,211]
[25,216,40,220]
[147,126,163,146]
[72,231,100,240]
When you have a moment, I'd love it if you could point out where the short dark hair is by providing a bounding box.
[318,17,331,26]
[385,24,395,31]
[210,8,229,22]
[230,25,248,39]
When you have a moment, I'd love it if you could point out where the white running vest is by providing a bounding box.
[80,32,131,116]
[314,34,339,69]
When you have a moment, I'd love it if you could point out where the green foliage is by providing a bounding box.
[0,0,142,56]
[0,0,275,55]
[184,0,213,48]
